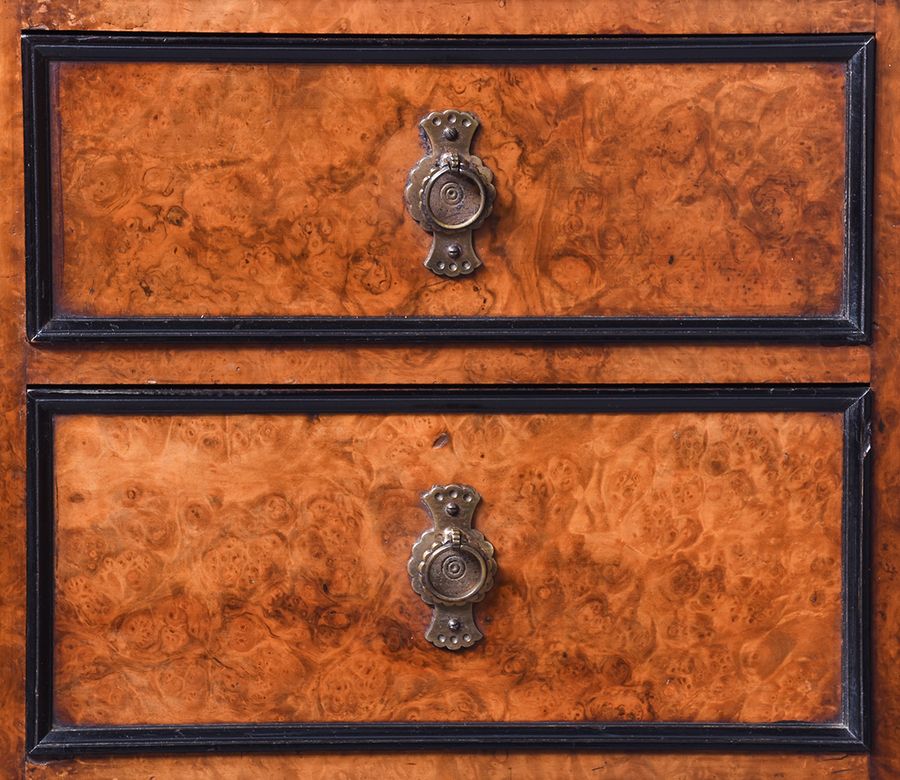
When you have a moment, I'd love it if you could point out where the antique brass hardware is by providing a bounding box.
[408,483,496,650]
[405,110,496,277]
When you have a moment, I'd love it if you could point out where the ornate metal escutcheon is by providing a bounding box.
[408,483,496,650]
[405,110,496,278]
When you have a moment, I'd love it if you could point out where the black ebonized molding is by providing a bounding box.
[26,384,871,756]
[21,32,874,345]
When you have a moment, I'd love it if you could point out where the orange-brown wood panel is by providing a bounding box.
[23,752,871,780]
[872,2,900,778]
[1,4,26,779]
[24,345,872,387]
[53,410,843,726]
[51,60,846,319]
[19,0,874,37]
[3,0,888,779]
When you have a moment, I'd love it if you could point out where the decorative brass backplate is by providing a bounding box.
[408,484,496,650]
[405,111,496,277]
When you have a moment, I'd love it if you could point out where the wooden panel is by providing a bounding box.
[49,58,846,321]
[24,343,872,387]
[51,407,844,727]
[17,0,875,39]
[46,56,847,327]
[872,1,900,778]
[3,0,890,775]
[23,752,872,780]
[1,2,26,774]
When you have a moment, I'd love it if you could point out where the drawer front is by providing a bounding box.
[26,386,869,756]
[23,34,872,343]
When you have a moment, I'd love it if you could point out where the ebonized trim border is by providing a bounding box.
[26,384,871,756]
[22,32,874,344]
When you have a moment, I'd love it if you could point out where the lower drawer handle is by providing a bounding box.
[408,483,497,650]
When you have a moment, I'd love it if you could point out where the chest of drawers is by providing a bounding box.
[3,1,900,778]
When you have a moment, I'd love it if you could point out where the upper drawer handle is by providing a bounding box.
[408,483,497,650]
[405,110,496,278]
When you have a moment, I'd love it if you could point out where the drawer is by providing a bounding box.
[23,33,872,343]
[26,385,869,756]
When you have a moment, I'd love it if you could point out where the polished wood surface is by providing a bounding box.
[53,410,843,725]
[20,0,874,36]
[1,3,26,775]
[3,0,896,778]
[24,752,871,780]
[871,2,900,777]
[51,60,846,319]
[24,343,872,386]
[25,344,872,387]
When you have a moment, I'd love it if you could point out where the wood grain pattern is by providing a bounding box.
[4,0,891,777]
[24,752,871,780]
[1,1,27,777]
[53,410,843,726]
[24,344,872,387]
[51,60,846,319]
[19,0,874,37]
[872,2,900,778]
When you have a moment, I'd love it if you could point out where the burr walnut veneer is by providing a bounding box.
[23,33,872,342]
[2,1,899,779]
[24,386,871,756]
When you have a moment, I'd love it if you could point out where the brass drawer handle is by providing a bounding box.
[405,111,496,277]
[408,483,496,650]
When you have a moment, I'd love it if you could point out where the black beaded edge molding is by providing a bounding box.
[22,32,874,344]
[26,384,871,756]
